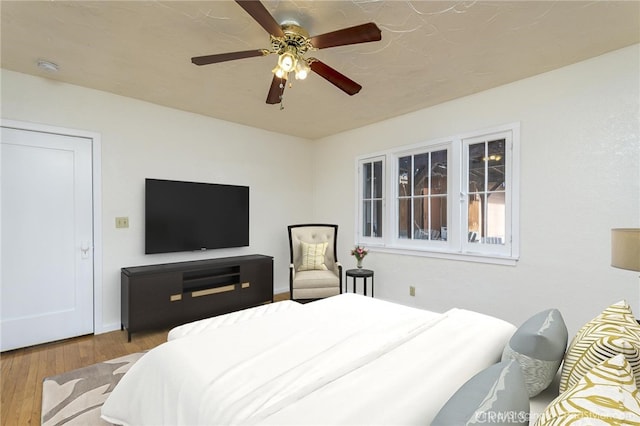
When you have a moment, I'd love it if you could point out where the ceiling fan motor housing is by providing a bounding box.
[270,24,313,58]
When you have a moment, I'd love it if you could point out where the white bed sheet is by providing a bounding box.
[102,293,516,425]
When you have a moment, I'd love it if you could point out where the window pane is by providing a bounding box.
[413,153,429,196]
[373,199,383,237]
[487,139,505,166]
[467,193,506,245]
[398,156,411,197]
[363,162,372,199]
[431,195,447,239]
[486,192,505,245]
[362,200,372,237]
[468,194,483,243]
[398,198,410,239]
[413,198,428,239]
[468,143,485,192]
[373,161,383,198]
[487,139,506,192]
[431,150,447,195]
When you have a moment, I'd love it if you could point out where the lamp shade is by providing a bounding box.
[611,228,640,272]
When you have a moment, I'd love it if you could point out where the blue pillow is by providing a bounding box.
[432,360,529,426]
[502,308,568,397]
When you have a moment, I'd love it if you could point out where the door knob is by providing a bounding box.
[80,242,91,259]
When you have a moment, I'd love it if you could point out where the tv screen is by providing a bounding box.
[145,178,249,254]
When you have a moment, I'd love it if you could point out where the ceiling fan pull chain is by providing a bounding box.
[279,80,285,110]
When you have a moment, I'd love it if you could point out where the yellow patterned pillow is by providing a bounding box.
[535,354,640,425]
[560,300,640,393]
[297,241,328,271]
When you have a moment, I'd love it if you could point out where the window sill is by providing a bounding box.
[369,245,519,266]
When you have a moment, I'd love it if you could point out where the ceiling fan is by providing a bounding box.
[191,0,382,105]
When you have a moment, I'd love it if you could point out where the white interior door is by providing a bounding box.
[1,127,94,351]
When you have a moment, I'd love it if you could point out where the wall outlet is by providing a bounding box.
[409,286,416,297]
[115,216,129,229]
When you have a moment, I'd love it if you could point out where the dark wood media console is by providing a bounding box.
[121,254,273,341]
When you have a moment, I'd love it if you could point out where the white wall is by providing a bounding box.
[1,70,313,332]
[2,45,638,337]
[313,45,640,336]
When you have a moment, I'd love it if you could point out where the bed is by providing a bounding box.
[101,293,516,425]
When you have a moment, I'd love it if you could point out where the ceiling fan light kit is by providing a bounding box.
[191,0,381,106]
[294,60,310,80]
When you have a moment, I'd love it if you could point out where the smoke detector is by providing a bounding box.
[37,59,59,72]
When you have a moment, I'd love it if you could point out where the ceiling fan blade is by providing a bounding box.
[236,0,284,37]
[310,22,381,49]
[192,50,266,66]
[266,75,286,104]
[310,60,362,96]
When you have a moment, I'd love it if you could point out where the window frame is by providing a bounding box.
[461,130,513,257]
[391,141,453,252]
[356,155,386,247]
[355,123,520,265]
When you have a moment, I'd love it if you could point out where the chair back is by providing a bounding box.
[288,224,339,272]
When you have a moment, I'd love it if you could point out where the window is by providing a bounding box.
[359,157,384,240]
[356,123,519,263]
[463,133,511,256]
[397,148,448,242]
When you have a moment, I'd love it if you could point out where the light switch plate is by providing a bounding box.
[115,217,129,228]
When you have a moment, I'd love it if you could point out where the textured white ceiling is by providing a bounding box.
[1,1,639,139]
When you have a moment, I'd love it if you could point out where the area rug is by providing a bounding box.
[41,352,145,426]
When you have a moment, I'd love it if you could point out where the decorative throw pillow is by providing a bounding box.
[297,241,328,271]
[502,308,568,397]
[535,354,640,425]
[431,360,529,426]
[559,300,640,393]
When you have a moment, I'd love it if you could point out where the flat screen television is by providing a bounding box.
[145,178,249,254]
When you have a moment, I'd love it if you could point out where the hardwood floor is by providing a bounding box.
[1,327,169,426]
[1,293,289,426]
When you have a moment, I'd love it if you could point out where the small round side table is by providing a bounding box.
[345,268,374,297]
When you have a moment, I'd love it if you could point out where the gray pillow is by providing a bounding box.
[431,360,529,426]
[501,308,567,397]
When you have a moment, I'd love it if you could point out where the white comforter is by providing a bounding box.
[167,300,303,341]
[102,294,515,425]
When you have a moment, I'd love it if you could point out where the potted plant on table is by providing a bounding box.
[350,245,368,269]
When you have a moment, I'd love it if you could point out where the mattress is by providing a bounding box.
[102,293,516,425]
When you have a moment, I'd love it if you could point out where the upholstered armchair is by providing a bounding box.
[288,224,342,302]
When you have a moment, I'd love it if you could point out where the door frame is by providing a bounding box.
[1,119,104,334]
